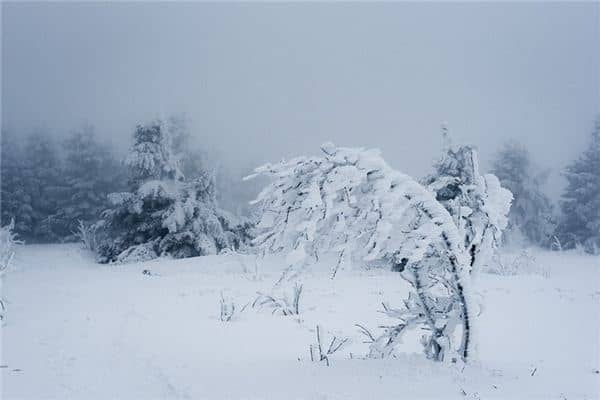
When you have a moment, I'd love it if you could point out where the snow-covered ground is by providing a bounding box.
[1,244,599,399]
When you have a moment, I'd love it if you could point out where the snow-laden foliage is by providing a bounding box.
[492,140,557,248]
[0,220,19,275]
[126,121,184,186]
[559,118,600,254]
[0,220,20,321]
[422,142,512,271]
[247,143,475,362]
[96,120,250,263]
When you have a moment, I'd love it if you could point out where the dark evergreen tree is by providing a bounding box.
[491,140,556,248]
[19,133,68,242]
[51,126,125,240]
[559,118,600,253]
[1,131,33,237]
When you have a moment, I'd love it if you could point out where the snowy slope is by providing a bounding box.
[1,244,599,399]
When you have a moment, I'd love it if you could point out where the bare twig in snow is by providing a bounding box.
[355,324,376,343]
[310,325,349,366]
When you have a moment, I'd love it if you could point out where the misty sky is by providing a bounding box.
[2,2,599,197]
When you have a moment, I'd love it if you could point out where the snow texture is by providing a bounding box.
[1,244,598,399]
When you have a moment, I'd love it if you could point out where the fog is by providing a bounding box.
[2,2,598,197]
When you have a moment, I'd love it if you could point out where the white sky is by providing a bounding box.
[2,2,599,197]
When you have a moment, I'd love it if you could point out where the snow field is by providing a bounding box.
[1,245,599,399]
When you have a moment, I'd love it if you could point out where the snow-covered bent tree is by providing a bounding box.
[247,143,476,362]
[422,140,512,272]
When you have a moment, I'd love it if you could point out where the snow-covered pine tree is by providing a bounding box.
[50,126,125,240]
[247,143,475,362]
[491,140,556,248]
[126,119,184,186]
[559,118,600,253]
[422,138,512,272]
[96,119,244,263]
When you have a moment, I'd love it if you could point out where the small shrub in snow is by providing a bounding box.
[219,292,249,322]
[75,220,99,253]
[0,220,19,274]
[309,325,349,366]
[248,143,475,362]
[370,297,455,360]
[219,293,236,322]
[253,283,303,316]
[0,220,20,321]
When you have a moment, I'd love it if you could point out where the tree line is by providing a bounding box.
[1,117,599,255]
[1,116,598,363]
[490,118,600,253]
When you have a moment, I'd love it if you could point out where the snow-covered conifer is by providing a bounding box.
[126,120,184,186]
[96,120,246,263]
[20,133,68,242]
[491,140,556,248]
[50,126,125,240]
[559,118,600,253]
[1,131,32,238]
[422,139,512,272]
[248,143,475,362]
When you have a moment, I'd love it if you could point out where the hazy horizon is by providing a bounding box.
[2,2,599,197]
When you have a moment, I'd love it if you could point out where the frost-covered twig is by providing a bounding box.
[330,249,345,280]
[355,324,376,344]
[309,325,349,366]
